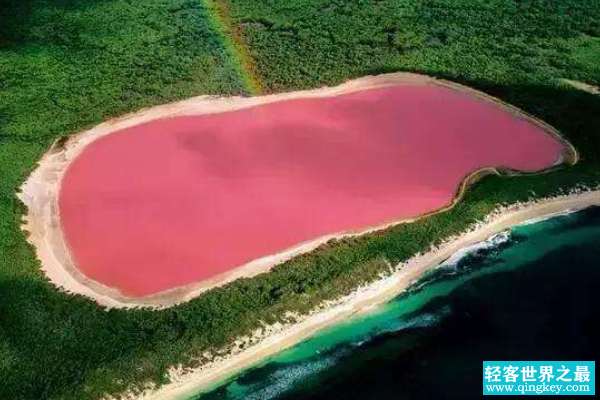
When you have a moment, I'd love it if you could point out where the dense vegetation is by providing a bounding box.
[226,0,600,92]
[0,1,599,400]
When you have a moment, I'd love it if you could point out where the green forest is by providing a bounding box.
[1,1,599,400]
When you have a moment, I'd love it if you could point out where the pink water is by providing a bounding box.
[59,86,565,297]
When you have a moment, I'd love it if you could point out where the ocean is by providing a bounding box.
[193,206,600,400]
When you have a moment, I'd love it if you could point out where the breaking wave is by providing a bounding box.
[518,208,578,226]
[408,230,515,293]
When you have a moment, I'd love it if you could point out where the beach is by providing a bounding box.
[127,189,600,400]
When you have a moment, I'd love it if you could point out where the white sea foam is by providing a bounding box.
[395,307,451,330]
[518,208,578,226]
[436,230,512,270]
[242,354,341,400]
[355,305,452,350]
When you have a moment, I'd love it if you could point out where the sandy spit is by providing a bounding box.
[104,188,600,400]
[561,79,600,95]
[18,72,576,309]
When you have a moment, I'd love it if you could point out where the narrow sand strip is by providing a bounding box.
[18,72,577,309]
[119,189,600,400]
[561,79,600,95]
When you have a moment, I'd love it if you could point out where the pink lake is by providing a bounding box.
[59,85,565,297]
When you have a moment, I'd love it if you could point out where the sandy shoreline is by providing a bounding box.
[119,189,600,400]
[561,79,600,95]
[18,72,576,309]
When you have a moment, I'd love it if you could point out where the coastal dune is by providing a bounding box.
[19,73,574,308]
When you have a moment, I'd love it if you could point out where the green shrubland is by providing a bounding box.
[1,1,600,400]
[225,0,600,92]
